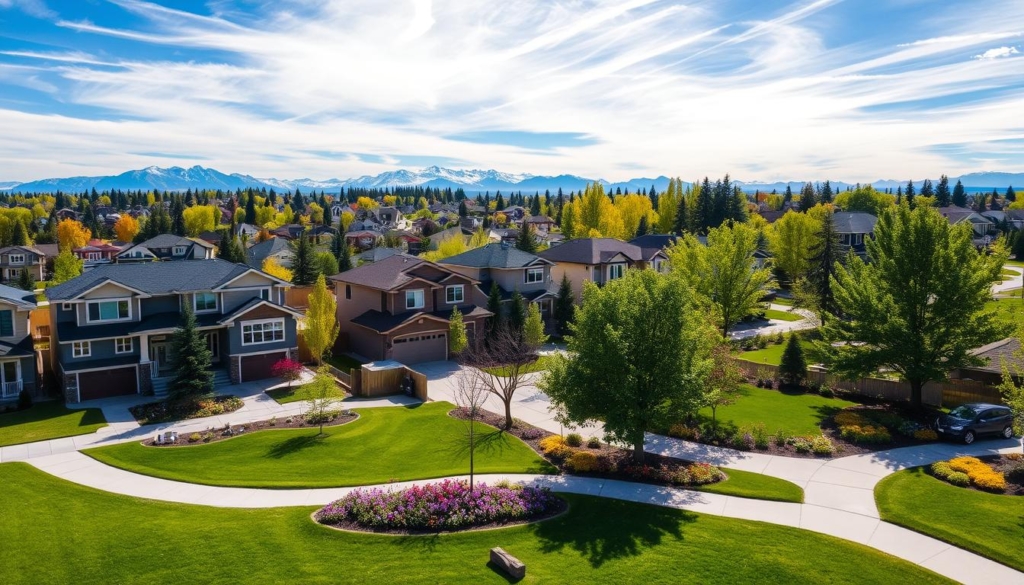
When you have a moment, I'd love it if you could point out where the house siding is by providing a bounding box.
[226,317,297,355]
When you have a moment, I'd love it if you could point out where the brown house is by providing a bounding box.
[330,254,491,364]
[538,238,667,303]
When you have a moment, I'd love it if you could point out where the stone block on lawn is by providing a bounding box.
[489,547,525,580]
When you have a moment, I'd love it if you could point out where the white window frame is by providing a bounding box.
[608,263,625,280]
[114,337,133,354]
[445,285,464,304]
[241,318,285,346]
[87,252,101,260]
[193,292,218,313]
[173,246,187,256]
[525,267,544,284]
[62,303,72,311]
[405,289,425,310]
[85,299,132,324]
[72,341,91,358]
[9,254,24,265]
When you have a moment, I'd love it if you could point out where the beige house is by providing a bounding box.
[538,238,667,303]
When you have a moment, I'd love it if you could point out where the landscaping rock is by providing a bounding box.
[490,547,525,580]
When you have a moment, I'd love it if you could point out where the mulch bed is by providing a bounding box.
[314,499,570,536]
[951,455,1024,496]
[130,395,245,426]
[448,407,728,490]
[143,411,358,446]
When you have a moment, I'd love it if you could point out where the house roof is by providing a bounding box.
[0,245,45,257]
[136,234,215,250]
[428,225,469,245]
[937,206,987,225]
[832,211,877,234]
[246,237,292,268]
[629,234,678,261]
[538,238,644,265]
[329,254,431,291]
[356,247,404,263]
[477,280,558,303]
[350,305,491,334]
[440,243,549,269]
[524,215,555,224]
[0,283,37,309]
[34,243,59,258]
[46,259,273,300]
[967,337,1024,374]
[0,337,34,358]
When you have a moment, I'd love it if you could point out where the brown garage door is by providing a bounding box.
[240,352,287,382]
[78,367,138,401]
[391,332,447,364]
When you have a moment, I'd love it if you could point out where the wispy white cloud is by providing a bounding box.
[974,46,1020,60]
[0,0,54,19]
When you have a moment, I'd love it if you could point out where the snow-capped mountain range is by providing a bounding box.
[1,165,1021,195]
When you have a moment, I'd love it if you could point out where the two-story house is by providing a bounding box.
[0,284,38,402]
[46,259,301,403]
[439,242,558,320]
[330,254,492,364]
[833,211,877,257]
[539,238,664,303]
[0,245,49,284]
[116,234,216,262]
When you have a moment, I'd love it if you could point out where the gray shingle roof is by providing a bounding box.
[832,212,877,234]
[356,247,404,263]
[329,254,428,290]
[0,283,36,308]
[968,337,1024,374]
[351,305,491,333]
[45,259,267,300]
[246,237,292,268]
[629,234,677,261]
[538,238,643,265]
[440,243,547,269]
[137,234,214,249]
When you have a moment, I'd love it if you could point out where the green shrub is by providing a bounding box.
[946,471,970,487]
[779,333,807,387]
[746,423,770,450]
[687,463,723,485]
[305,410,340,425]
[793,439,812,453]
[755,335,769,349]
[565,433,583,447]
[188,433,202,443]
[818,386,834,398]
[773,428,788,447]
[930,461,953,480]
[839,425,892,444]
[586,436,601,449]
[812,435,834,456]
[1007,462,1024,483]
[565,451,599,473]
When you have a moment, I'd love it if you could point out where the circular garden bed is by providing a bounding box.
[928,454,1024,495]
[314,479,566,534]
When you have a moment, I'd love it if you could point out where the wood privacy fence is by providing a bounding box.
[733,359,1002,407]
[284,286,313,310]
[327,363,427,401]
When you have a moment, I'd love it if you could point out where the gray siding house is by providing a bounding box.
[439,242,558,319]
[0,284,38,402]
[46,259,301,403]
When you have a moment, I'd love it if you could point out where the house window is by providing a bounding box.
[173,246,187,256]
[653,259,667,273]
[609,264,625,280]
[114,337,133,354]
[241,319,285,345]
[525,268,544,284]
[206,331,220,359]
[86,299,130,323]
[9,254,24,265]
[446,285,464,304]
[345,285,352,300]
[261,289,271,301]
[0,310,12,337]
[592,266,601,281]
[194,292,218,312]
[405,289,425,310]
[62,303,72,311]
[87,252,101,260]
[72,341,91,358]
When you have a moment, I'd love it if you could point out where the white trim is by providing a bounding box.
[525,267,544,284]
[233,347,293,358]
[240,318,285,346]
[214,268,292,289]
[72,341,91,358]
[85,298,132,324]
[8,254,24,265]
[68,363,138,375]
[405,289,425,310]
[445,285,464,304]
[219,299,304,323]
[114,337,133,354]
[193,292,218,313]
[608,263,625,280]
[69,279,149,300]
[62,302,72,311]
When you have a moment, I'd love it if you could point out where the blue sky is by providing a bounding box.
[0,0,1022,182]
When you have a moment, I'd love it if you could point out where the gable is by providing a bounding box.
[221,270,277,289]
[81,281,142,300]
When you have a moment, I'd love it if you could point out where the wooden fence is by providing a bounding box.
[733,359,1001,407]
[327,363,427,401]
[285,286,313,310]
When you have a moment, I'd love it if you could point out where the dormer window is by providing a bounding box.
[9,254,24,265]
[173,246,187,256]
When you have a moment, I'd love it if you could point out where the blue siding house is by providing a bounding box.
[0,284,38,402]
[46,259,302,403]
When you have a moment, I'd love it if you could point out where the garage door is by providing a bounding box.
[240,352,287,382]
[391,332,447,364]
[78,367,138,401]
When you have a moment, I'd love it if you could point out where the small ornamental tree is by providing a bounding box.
[302,274,339,365]
[524,302,547,347]
[448,306,468,356]
[453,365,489,489]
[305,365,341,435]
[51,250,83,284]
[271,358,304,387]
[778,334,807,388]
[169,306,214,404]
[703,343,743,431]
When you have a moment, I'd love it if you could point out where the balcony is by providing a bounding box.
[1,379,23,399]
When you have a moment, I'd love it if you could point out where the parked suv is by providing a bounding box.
[934,403,1015,444]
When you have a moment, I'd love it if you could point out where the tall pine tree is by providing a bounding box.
[806,208,842,322]
[935,175,951,207]
[169,306,214,403]
[952,180,967,207]
[290,233,318,285]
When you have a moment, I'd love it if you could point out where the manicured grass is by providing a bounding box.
[85,402,555,488]
[984,297,1024,330]
[0,401,107,447]
[876,466,1024,573]
[763,308,803,322]
[736,340,817,366]
[771,297,795,307]
[0,463,951,585]
[481,355,553,377]
[698,384,857,437]
[325,353,367,373]
[266,383,347,404]
[698,468,804,503]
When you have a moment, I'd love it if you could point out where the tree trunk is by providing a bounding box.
[503,399,513,431]
[633,439,645,463]
[909,379,923,411]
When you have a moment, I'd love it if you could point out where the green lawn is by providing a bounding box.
[984,297,1024,330]
[876,466,1024,573]
[763,308,803,322]
[737,340,817,366]
[0,463,951,585]
[325,353,367,373]
[698,468,804,503]
[698,384,857,437]
[266,383,347,404]
[482,354,553,377]
[771,297,795,307]
[0,401,107,447]
[85,402,555,488]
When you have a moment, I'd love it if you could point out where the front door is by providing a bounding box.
[151,342,173,377]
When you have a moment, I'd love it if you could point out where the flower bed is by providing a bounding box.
[143,411,358,446]
[929,454,1024,495]
[130,396,244,426]
[314,479,565,533]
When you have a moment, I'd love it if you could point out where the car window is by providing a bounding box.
[997,409,1012,418]
[948,405,978,419]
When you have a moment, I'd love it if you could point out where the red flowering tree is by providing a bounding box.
[271,358,304,387]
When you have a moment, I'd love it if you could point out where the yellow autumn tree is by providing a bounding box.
[262,257,293,282]
[182,205,218,236]
[57,219,91,252]
[356,197,378,211]
[577,182,623,239]
[113,214,140,242]
[615,193,658,239]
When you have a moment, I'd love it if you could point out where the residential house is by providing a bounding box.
[539,238,665,303]
[373,206,403,227]
[0,245,48,284]
[501,206,527,222]
[355,247,404,265]
[439,242,558,320]
[246,237,293,269]
[73,240,125,268]
[116,234,217,262]
[46,259,301,402]
[629,234,677,272]
[345,229,383,251]
[270,224,338,242]
[937,206,997,246]
[427,226,470,251]
[0,284,38,402]
[833,211,877,257]
[330,254,491,364]
[523,215,556,235]
[486,228,519,244]
[954,337,1024,386]
[236,223,262,239]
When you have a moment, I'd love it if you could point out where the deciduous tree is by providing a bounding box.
[305,366,341,436]
[113,214,140,242]
[262,257,293,282]
[51,250,83,284]
[57,219,90,252]
[448,307,468,356]
[303,274,339,365]
[767,210,819,283]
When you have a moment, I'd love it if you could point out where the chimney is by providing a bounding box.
[500,241,510,250]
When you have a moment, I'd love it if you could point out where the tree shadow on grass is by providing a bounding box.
[528,496,694,568]
[442,428,555,474]
[264,433,331,459]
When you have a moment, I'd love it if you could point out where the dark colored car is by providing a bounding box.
[935,403,1015,444]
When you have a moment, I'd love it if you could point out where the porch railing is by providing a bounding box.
[1,380,22,398]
